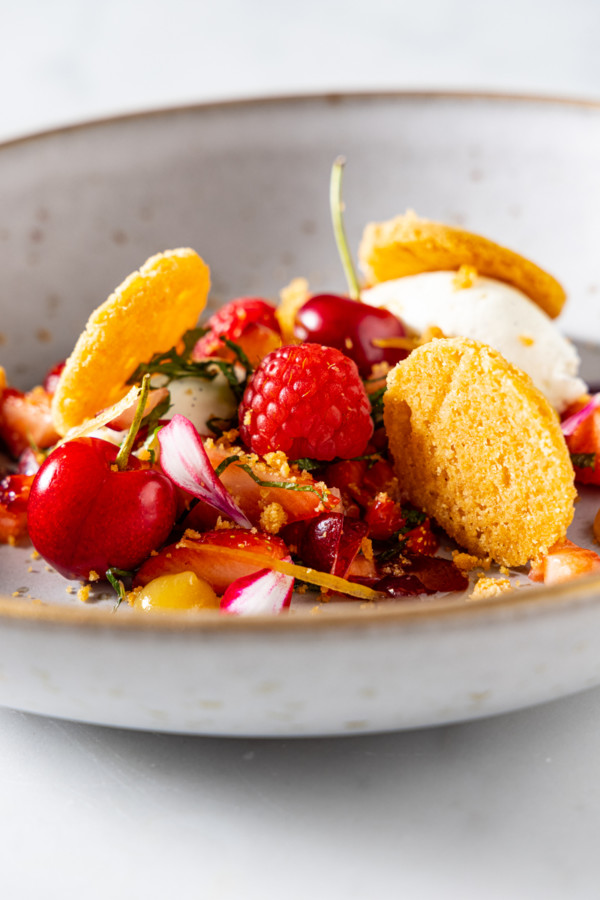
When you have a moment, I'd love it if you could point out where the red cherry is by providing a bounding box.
[299,512,367,578]
[27,437,177,580]
[294,294,409,376]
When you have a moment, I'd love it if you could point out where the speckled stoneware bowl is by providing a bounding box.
[2,93,600,736]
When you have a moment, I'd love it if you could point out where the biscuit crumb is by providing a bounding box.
[65,586,75,594]
[361,536,374,562]
[78,584,91,603]
[88,570,100,582]
[470,576,514,599]
[452,551,491,572]
[452,264,478,290]
[259,502,288,534]
[215,517,235,530]
[264,451,291,478]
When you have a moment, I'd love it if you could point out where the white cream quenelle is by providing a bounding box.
[362,272,587,413]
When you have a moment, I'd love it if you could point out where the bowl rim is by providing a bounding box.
[2,88,600,151]
[2,88,600,633]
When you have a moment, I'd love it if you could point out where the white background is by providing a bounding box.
[3,1,600,898]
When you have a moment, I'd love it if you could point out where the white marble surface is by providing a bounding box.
[3,1,600,897]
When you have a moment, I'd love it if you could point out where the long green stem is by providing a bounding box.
[116,373,151,470]
[330,156,361,300]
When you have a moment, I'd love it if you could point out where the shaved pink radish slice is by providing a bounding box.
[158,414,252,528]
[561,394,600,436]
[221,567,294,615]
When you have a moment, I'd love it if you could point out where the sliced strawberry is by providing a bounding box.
[564,406,600,485]
[0,473,34,543]
[134,527,289,593]
[529,539,600,585]
[0,386,60,459]
[193,297,281,365]
[182,444,339,530]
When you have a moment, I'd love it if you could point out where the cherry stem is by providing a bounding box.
[330,156,361,301]
[116,374,151,471]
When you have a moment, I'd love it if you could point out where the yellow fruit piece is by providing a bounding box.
[359,211,566,319]
[51,249,210,435]
[131,571,220,612]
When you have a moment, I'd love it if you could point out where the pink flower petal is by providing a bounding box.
[561,394,600,437]
[158,414,252,528]
[220,567,294,615]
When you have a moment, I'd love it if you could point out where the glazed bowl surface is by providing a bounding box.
[2,93,600,736]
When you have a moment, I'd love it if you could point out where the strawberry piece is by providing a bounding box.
[564,405,600,485]
[403,519,439,555]
[529,539,600,585]
[362,459,398,498]
[365,493,405,541]
[0,386,60,459]
[323,459,370,509]
[0,473,34,543]
[239,344,374,461]
[181,443,339,531]
[134,528,289,594]
[193,297,280,364]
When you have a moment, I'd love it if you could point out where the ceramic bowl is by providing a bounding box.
[2,93,600,736]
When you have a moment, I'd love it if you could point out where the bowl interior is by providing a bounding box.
[2,93,600,391]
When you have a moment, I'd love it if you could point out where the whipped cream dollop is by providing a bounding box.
[362,272,586,413]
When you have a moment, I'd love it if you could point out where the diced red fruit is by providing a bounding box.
[365,494,405,541]
[323,458,370,508]
[377,556,468,597]
[0,386,60,458]
[134,528,289,594]
[529,539,600,585]
[362,459,398,497]
[403,519,439,556]
[181,443,339,532]
[192,297,281,364]
[294,293,409,376]
[43,360,66,394]
[299,512,368,577]
[323,458,398,515]
[563,405,600,485]
[0,473,34,543]
[27,438,178,580]
[238,344,374,461]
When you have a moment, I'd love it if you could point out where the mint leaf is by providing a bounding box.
[571,452,596,469]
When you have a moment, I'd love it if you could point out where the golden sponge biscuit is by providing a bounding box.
[384,337,575,566]
[359,211,566,319]
[52,249,210,435]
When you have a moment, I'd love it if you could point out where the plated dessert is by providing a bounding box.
[2,162,599,615]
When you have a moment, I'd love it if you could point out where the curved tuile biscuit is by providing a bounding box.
[52,249,210,435]
[383,337,575,566]
[359,211,566,319]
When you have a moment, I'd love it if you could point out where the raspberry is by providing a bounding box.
[238,344,374,461]
[193,297,279,359]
